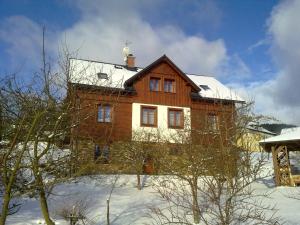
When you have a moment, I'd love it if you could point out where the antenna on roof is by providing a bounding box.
[122,41,131,62]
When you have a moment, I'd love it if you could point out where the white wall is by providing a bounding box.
[132,103,191,143]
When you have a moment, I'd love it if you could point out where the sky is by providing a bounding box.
[0,0,299,125]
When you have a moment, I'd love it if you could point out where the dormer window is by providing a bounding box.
[200,85,210,90]
[97,72,108,79]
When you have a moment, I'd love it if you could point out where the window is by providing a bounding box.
[199,85,210,90]
[97,72,108,79]
[150,78,161,91]
[94,144,101,160]
[98,105,111,122]
[141,106,157,127]
[94,144,109,163]
[164,79,175,93]
[168,108,183,128]
[207,113,219,131]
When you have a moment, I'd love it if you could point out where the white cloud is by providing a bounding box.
[58,0,228,76]
[229,78,300,125]
[0,16,42,70]
[240,0,300,125]
[0,0,250,80]
[221,54,251,81]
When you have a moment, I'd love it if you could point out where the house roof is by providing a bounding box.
[69,56,244,102]
[259,127,300,144]
[246,123,277,135]
[187,74,244,102]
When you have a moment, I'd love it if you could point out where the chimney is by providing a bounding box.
[126,54,135,68]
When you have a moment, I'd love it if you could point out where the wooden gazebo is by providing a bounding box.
[260,127,300,186]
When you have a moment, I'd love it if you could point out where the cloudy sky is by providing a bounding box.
[0,0,299,125]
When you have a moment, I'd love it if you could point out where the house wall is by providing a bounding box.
[72,90,133,142]
[71,61,235,145]
[190,100,235,145]
[237,132,273,152]
[131,103,191,143]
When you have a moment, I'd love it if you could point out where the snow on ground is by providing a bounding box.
[3,155,300,225]
[6,175,163,225]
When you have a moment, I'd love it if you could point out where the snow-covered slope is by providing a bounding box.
[4,161,300,225]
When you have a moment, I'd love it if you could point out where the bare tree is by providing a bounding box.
[0,29,74,224]
[149,102,281,225]
[111,129,163,190]
[0,28,133,224]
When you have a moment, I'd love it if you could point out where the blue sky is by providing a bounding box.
[0,0,299,124]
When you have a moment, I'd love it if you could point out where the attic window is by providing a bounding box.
[199,85,210,90]
[97,72,108,79]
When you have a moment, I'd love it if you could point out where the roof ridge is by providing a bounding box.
[70,58,215,77]
[186,73,214,77]
[69,57,144,69]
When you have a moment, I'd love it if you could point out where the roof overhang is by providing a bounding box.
[70,82,137,95]
[260,140,300,152]
[190,92,244,104]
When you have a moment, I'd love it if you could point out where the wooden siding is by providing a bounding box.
[133,62,193,107]
[71,61,236,144]
[72,90,133,142]
[191,100,235,145]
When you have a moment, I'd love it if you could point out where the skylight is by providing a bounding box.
[97,72,108,79]
[114,65,123,69]
[199,85,210,90]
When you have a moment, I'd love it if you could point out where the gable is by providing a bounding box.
[124,55,200,92]
[129,59,196,106]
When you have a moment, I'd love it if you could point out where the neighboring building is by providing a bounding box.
[68,53,243,163]
[237,123,276,152]
[260,127,300,186]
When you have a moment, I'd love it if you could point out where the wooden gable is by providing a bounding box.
[125,55,200,107]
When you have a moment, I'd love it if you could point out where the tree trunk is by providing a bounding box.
[0,192,11,225]
[39,188,55,225]
[137,174,141,190]
[191,180,200,224]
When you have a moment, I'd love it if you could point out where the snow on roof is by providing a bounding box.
[259,127,300,144]
[69,58,142,89]
[281,127,297,134]
[69,58,243,102]
[246,123,277,135]
[187,74,244,102]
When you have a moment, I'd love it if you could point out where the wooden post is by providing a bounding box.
[271,146,280,186]
[107,198,110,225]
[272,145,295,186]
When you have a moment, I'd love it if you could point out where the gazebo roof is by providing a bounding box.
[259,127,300,144]
[260,127,300,152]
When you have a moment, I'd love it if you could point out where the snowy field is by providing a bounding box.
[4,155,300,225]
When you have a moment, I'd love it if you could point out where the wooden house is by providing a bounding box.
[68,54,243,164]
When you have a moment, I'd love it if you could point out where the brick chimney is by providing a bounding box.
[126,54,135,68]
